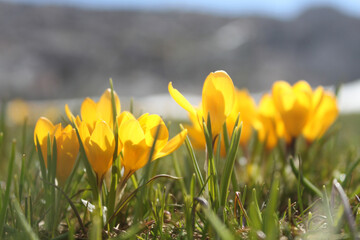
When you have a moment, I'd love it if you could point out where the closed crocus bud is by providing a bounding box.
[118,112,187,180]
[65,88,121,131]
[169,70,235,139]
[78,120,115,187]
[272,80,312,139]
[302,91,338,142]
[34,117,79,185]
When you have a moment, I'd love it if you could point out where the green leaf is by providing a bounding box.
[220,122,242,208]
[263,179,279,239]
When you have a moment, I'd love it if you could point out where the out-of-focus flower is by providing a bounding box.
[65,88,120,131]
[169,70,235,139]
[7,99,30,126]
[118,112,187,180]
[302,91,338,142]
[226,89,259,148]
[272,80,313,139]
[272,80,338,144]
[34,117,79,185]
[256,94,288,150]
[78,120,115,186]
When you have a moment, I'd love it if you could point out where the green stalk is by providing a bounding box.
[0,140,16,238]
[19,154,26,203]
[289,156,322,198]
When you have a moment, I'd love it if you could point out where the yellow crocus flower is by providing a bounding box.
[34,117,79,185]
[272,80,313,139]
[302,91,338,142]
[117,112,187,180]
[169,70,235,139]
[78,120,115,186]
[183,88,257,157]
[65,88,120,131]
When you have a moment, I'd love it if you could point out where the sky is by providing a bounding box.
[2,0,360,18]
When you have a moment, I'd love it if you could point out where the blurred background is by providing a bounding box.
[1,0,360,121]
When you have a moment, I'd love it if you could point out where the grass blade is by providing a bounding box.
[289,156,322,198]
[332,179,358,239]
[220,123,242,208]
[0,140,16,238]
[263,179,279,239]
[107,174,181,225]
[203,207,235,240]
[181,124,204,188]
[12,199,39,240]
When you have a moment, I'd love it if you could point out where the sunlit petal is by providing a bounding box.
[97,88,121,128]
[168,82,197,117]
[153,129,187,160]
[81,98,97,131]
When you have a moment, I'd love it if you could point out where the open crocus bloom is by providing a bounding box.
[78,120,115,186]
[117,112,187,180]
[302,91,338,142]
[272,80,313,139]
[65,88,120,131]
[34,117,79,185]
[169,70,235,139]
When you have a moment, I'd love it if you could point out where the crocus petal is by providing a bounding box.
[272,80,312,137]
[117,111,136,129]
[65,104,75,123]
[168,82,197,117]
[34,117,56,165]
[78,121,90,145]
[119,119,145,146]
[303,92,338,141]
[86,121,115,180]
[119,119,148,173]
[202,71,235,136]
[272,81,295,112]
[97,88,121,128]
[81,98,98,132]
[185,124,205,150]
[56,125,79,185]
[227,89,258,147]
[203,71,235,117]
[138,114,168,150]
[153,129,187,160]
[312,86,324,110]
[122,141,149,173]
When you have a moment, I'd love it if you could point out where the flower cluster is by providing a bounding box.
[169,72,338,153]
[34,88,187,186]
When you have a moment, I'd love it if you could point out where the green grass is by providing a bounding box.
[1,102,360,239]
